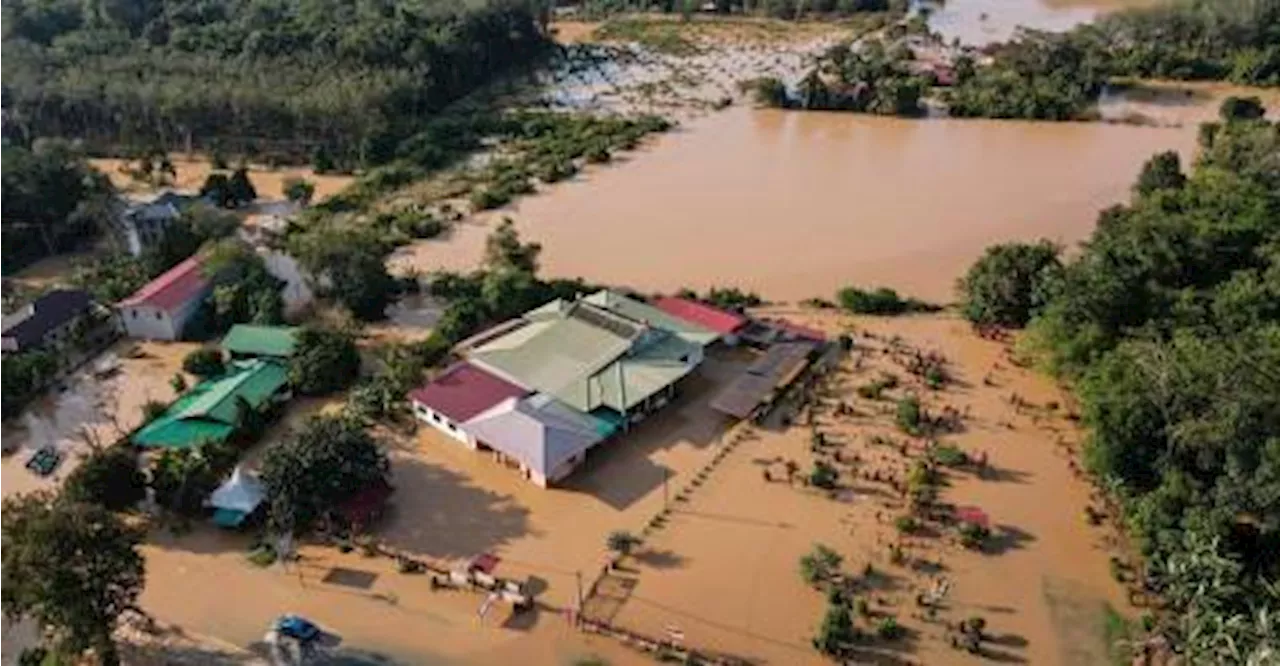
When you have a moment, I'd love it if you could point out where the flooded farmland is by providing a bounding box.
[396,106,1199,303]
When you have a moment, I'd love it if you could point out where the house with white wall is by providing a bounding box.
[117,255,212,340]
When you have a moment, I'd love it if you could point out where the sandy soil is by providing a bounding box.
[1,340,197,499]
[599,308,1127,665]
[89,157,354,203]
[551,20,603,44]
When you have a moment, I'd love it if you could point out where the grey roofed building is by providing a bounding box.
[462,393,616,487]
[467,296,703,417]
[2,289,94,353]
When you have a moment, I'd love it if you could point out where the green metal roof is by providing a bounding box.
[132,359,289,449]
[469,300,699,414]
[221,325,299,358]
[582,290,719,347]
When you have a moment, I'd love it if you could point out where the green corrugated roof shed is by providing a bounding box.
[132,359,289,449]
[221,325,299,358]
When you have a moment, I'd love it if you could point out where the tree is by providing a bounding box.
[2,140,116,267]
[1134,150,1187,196]
[182,348,225,378]
[170,372,188,394]
[958,240,1063,328]
[283,177,316,205]
[203,240,286,329]
[799,544,843,586]
[148,447,220,516]
[62,447,147,512]
[814,602,855,655]
[484,218,541,274]
[2,493,145,666]
[1219,96,1266,122]
[260,414,390,533]
[228,167,258,205]
[290,227,395,321]
[606,530,640,556]
[199,173,234,208]
[289,326,361,395]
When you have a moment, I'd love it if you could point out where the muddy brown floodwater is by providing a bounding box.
[921,0,1161,45]
[398,107,1197,303]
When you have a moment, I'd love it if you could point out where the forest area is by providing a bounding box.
[1,0,551,165]
[958,108,1280,663]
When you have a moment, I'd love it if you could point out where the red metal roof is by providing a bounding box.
[652,297,748,336]
[118,255,210,311]
[409,362,527,424]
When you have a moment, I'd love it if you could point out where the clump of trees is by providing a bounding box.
[837,286,936,315]
[1085,0,1280,86]
[2,492,146,666]
[203,239,287,331]
[961,110,1280,660]
[62,447,148,513]
[2,350,60,417]
[289,325,361,395]
[945,31,1105,120]
[763,40,927,117]
[2,0,551,166]
[260,413,391,534]
[182,348,225,379]
[2,139,117,272]
[957,241,1063,328]
[288,225,397,321]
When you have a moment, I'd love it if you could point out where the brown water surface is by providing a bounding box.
[398,108,1196,303]
[923,0,1160,44]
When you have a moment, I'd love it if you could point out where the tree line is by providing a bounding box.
[2,0,551,165]
[958,103,1280,662]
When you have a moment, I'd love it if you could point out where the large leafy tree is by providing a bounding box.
[260,414,390,533]
[62,447,148,512]
[2,139,115,267]
[957,240,1063,328]
[290,227,396,321]
[2,493,145,666]
[289,326,361,395]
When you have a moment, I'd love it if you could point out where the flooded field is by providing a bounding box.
[396,106,1198,303]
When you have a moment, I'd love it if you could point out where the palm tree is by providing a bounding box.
[606,530,639,557]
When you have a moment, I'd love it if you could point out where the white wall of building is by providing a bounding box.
[412,401,478,449]
[119,305,180,340]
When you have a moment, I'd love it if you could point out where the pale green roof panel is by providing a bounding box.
[221,325,299,358]
[582,290,719,347]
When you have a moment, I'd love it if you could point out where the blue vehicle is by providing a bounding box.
[274,615,322,642]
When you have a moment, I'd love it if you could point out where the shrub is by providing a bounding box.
[813,602,855,655]
[141,400,168,422]
[930,443,968,467]
[606,530,640,555]
[182,348,225,378]
[810,460,839,489]
[799,544,843,585]
[838,286,935,315]
[896,395,923,435]
[959,522,990,550]
[875,616,905,640]
[894,515,919,534]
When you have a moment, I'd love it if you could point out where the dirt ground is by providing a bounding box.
[89,157,354,203]
[596,308,1130,666]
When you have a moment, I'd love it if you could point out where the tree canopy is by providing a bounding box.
[62,447,148,512]
[260,413,390,534]
[2,492,145,665]
[2,0,551,166]
[957,241,1063,328]
[289,325,361,395]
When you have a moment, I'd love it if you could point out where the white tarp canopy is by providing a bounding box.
[209,465,265,513]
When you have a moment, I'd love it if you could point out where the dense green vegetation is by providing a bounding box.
[753,39,927,116]
[837,286,936,315]
[2,492,145,666]
[957,241,1063,327]
[289,325,362,395]
[1,139,116,272]
[962,110,1280,661]
[1085,0,1280,86]
[945,31,1105,120]
[2,0,551,164]
[260,413,391,534]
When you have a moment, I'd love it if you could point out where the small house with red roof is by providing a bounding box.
[651,296,749,346]
[117,255,213,340]
[409,362,528,448]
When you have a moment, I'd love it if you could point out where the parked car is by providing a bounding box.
[273,615,322,643]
